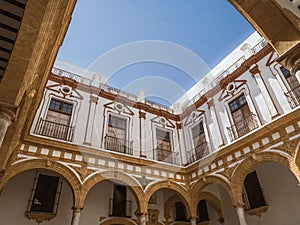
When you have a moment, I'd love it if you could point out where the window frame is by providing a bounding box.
[26,171,63,223]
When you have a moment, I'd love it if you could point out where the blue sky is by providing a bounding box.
[57,0,254,106]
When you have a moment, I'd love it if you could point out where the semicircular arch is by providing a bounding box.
[231,151,300,205]
[82,170,145,212]
[0,159,81,206]
[144,180,191,217]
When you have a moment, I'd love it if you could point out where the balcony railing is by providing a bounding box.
[227,113,259,141]
[104,135,133,155]
[155,148,180,165]
[285,87,300,109]
[52,67,174,113]
[34,118,74,141]
[242,187,266,211]
[186,142,210,164]
[109,198,132,218]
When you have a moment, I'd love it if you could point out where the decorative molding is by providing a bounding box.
[249,64,260,76]
[0,101,18,121]
[25,212,56,224]
[276,139,299,157]
[216,163,238,181]
[71,163,93,182]
[246,205,269,217]
[218,80,247,101]
[139,111,146,119]
[104,101,134,116]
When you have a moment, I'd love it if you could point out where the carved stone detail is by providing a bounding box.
[276,139,299,157]
[217,163,238,181]
[72,163,93,181]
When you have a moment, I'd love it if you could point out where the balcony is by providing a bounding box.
[109,198,132,218]
[242,188,269,217]
[186,142,210,164]
[285,87,300,109]
[227,113,259,141]
[155,148,180,165]
[34,118,74,141]
[104,135,133,155]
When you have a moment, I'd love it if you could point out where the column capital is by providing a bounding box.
[291,59,300,75]
[0,102,18,122]
[89,95,98,104]
[136,211,148,216]
[249,64,260,76]
[71,206,83,211]
[207,98,215,109]
[139,110,146,119]
[234,202,245,208]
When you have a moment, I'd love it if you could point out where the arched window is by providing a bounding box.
[174,201,187,221]
[197,199,209,222]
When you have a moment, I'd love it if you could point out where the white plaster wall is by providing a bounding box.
[32,48,295,165]
[0,170,73,225]
[245,162,300,225]
[207,202,221,225]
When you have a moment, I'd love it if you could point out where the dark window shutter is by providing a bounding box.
[244,171,266,209]
[30,174,59,213]
[174,202,187,221]
[198,199,209,222]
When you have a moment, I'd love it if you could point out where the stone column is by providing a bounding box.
[83,95,98,145]
[291,59,300,83]
[207,98,224,147]
[71,207,82,225]
[0,102,17,148]
[176,122,185,165]
[139,110,146,158]
[250,64,280,118]
[189,217,197,225]
[236,206,248,225]
[139,213,147,225]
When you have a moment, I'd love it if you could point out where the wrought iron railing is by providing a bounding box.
[104,135,133,155]
[34,118,74,141]
[186,142,210,164]
[251,39,268,54]
[227,113,259,141]
[52,67,173,112]
[179,39,268,109]
[285,87,300,109]
[242,187,266,210]
[155,148,180,165]
[109,198,132,218]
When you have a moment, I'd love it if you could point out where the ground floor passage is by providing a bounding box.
[0,161,300,225]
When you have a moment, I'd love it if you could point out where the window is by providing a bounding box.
[26,171,62,220]
[174,202,187,221]
[109,185,132,218]
[243,171,266,210]
[190,122,209,161]
[34,98,74,141]
[280,66,300,108]
[228,94,258,140]
[197,200,209,222]
[107,115,127,139]
[156,128,172,162]
[105,115,132,154]
[47,98,73,124]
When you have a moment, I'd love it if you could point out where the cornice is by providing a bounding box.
[49,43,273,122]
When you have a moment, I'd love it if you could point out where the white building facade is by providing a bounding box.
[0,34,300,225]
